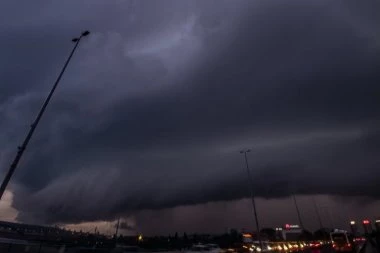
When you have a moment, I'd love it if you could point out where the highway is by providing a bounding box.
[302,242,379,253]
[363,240,380,253]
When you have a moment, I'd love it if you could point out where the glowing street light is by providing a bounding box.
[362,219,372,234]
[349,220,357,235]
[375,219,380,231]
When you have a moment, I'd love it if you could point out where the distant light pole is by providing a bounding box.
[312,197,323,229]
[320,206,334,229]
[350,221,357,236]
[292,195,304,230]
[240,149,263,250]
[115,216,121,246]
[0,31,90,201]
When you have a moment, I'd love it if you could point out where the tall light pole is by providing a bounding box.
[292,195,304,229]
[0,31,90,201]
[240,149,263,250]
[320,206,334,229]
[312,196,323,229]
[115,217,121,238]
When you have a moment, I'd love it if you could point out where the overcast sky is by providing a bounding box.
[0,0,379,234]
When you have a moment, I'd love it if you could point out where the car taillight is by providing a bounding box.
[333,244,336,248]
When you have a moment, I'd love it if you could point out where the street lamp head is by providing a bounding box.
[72,31,90,42]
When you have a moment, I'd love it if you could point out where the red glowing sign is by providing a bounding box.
[363,220,370,225]
[285,224,290,229]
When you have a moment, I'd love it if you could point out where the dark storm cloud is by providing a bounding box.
[0,0,380,224]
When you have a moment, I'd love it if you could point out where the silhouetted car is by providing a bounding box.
[330,231,353,252]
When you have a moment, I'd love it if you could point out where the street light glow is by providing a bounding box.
[350,221,355,225]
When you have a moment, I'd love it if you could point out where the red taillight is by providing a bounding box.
[333,244,336,248]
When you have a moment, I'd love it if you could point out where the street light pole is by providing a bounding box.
[0,31,90,201]
[115,216,121,246]
[312,197,323,229]
[292,195,304,229]
[240,149,263,250]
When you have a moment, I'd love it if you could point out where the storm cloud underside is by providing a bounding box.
[0,0,379,225]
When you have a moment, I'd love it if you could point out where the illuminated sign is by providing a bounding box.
[285,224,300,229]
[375,220,380,223]
[350,221,356,225]
[243,233,252,238]
[363,220,370,225]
